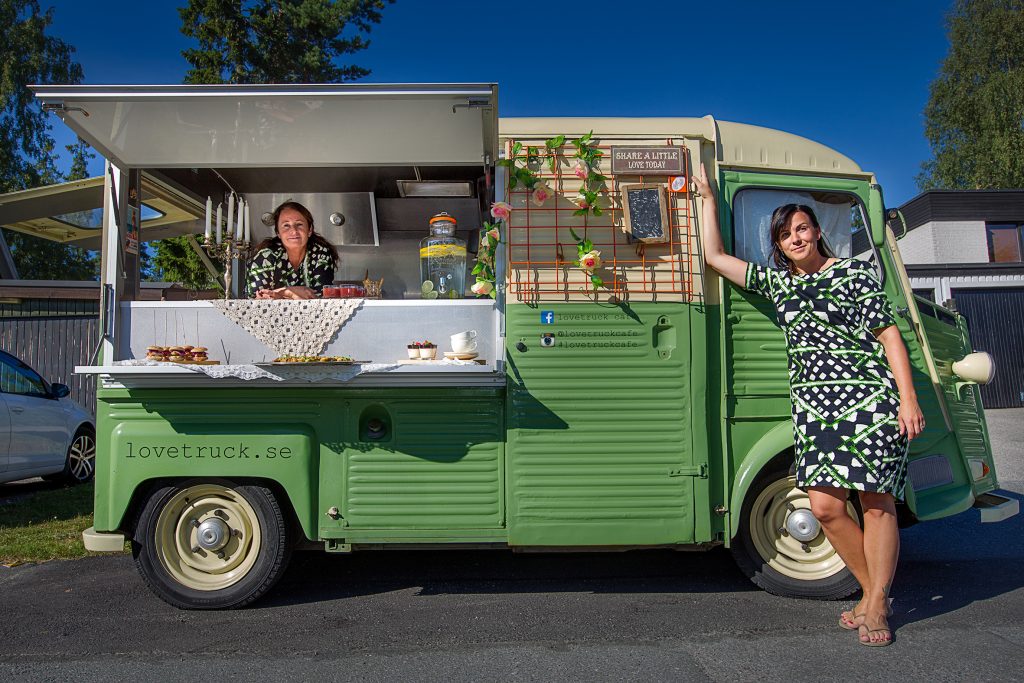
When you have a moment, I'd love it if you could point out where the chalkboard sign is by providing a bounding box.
[621,184,669,244]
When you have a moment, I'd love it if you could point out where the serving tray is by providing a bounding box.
[255,360,365,367]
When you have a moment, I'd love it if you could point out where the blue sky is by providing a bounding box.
[44,0,952,206]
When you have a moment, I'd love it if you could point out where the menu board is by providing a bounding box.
[621,184,669,243]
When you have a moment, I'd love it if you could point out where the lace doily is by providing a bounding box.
[112,359,400,382]
[210,299,363,357]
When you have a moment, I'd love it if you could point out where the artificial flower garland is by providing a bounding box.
[472,132,608,298]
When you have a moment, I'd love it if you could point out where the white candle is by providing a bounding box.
[236,199,244,241]
[215,202,223,244]
[204,196,212,241]
[244,202,251,243]
[226,193,235,243]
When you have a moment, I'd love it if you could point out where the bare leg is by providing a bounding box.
[808,487,871,622]
[858,491,899,644]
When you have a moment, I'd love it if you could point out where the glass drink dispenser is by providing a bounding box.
[419,212,466,298]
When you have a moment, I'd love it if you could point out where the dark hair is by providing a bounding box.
[768,204,833,272]
[253,200,339,266]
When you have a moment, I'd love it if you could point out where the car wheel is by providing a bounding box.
[730,463,861,600]
[47,427,96,484]
[132,480,291,609]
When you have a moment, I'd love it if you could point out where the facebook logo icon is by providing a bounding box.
[540,311,555,325]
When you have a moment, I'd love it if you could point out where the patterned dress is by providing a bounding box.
[246,241,336,298]
[745,258,908,499]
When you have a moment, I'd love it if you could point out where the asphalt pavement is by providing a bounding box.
[1,409,1021,682]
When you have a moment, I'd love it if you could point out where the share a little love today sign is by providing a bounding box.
[610,146,685,174]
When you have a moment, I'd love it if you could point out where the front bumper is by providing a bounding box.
[82,526,127,552]
[974,492,1020,523]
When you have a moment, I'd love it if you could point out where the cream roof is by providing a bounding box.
[499,116,866,177]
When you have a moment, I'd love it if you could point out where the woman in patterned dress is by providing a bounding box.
[246,201,339,299]
[693,164,924,646]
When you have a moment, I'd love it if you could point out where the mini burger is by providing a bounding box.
[145,345,164,361]
[191,347,209,362]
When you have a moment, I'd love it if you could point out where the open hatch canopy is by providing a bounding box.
[30,83,499,168]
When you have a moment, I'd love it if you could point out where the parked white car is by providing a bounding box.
[0,350,95,485]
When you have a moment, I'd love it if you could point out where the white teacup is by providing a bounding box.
[451,330,477,354]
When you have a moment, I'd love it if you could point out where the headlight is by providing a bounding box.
[952,352,995,385]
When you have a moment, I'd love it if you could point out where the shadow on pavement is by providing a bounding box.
[261,545,758,608]
[891,488,1024,628]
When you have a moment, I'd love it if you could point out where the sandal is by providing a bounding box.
[859,615,894,647]
[840,599,892,631]
[839,610,863,631]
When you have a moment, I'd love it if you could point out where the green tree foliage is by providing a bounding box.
[160,0,392,288]
[151,236,214,289]
[0,0,99,280]
[179,0,392,84]
[919,0,1024,190]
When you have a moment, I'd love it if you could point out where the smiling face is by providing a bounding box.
[776,211,822,265]
[276,207,311,255]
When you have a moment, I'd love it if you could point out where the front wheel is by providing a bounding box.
[731,465,860,600]
[132,480,291,609]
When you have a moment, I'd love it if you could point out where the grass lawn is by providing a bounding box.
[0,482,128,565]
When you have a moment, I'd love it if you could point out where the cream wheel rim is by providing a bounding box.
[748,475,857,581]
[154,484,262,591]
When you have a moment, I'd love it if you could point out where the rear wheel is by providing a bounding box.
[731,464,861,599]
[132,480,291,609]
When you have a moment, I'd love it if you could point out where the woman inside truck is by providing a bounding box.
[246,201,339,299]
[693,164,924,647]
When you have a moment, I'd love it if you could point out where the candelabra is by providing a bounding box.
[203,193,252,298]
[203,236,250,299]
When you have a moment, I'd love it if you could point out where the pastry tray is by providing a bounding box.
[255,360,367,367]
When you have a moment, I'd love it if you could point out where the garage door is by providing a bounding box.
[953,288,1024,409]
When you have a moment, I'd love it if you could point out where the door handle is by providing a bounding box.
[10,406,24,413]
[652,316,676,360]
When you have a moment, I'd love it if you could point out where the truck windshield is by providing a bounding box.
[733,189,860,266]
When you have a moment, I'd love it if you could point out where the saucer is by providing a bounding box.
[444,351,479,360]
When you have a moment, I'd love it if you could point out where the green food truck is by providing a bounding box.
[23,83,1016,609]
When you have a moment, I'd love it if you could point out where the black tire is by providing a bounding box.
[730,463,861,600]
[43,426,96,485]
[132,480,291,609]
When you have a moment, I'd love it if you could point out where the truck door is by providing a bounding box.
[863,186,997,519]
[720,171,873,418]
[502,130,703,547]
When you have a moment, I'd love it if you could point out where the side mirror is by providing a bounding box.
[886,208,907,240]
[51,383,71,399]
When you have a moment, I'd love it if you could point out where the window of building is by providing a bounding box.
[986,223,1024,262]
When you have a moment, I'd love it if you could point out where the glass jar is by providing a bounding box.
[418,212,466,299]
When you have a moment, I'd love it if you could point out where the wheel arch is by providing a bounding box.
[728,421,794,540]
[119,476,310,544]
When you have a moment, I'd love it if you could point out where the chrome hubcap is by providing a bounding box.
[195,517,231,551]
[786,508,821,542]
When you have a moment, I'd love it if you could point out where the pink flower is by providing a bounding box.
[486,227,500,241]
[471,280,494,296]
[574,161,588,180]
[490,202,512,221]
[572,193,591,209]
[531,183,553,206]
[579,250,602,271]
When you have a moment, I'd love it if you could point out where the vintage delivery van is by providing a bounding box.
[21,83,1016,609]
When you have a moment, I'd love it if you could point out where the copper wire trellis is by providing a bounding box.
[505,138,700,304]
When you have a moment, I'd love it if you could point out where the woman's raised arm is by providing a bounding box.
[693,163,750,287]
